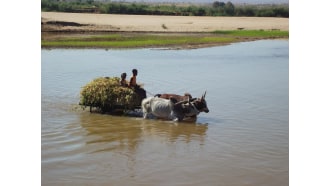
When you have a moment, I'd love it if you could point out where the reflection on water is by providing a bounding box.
[42,108,210,185]
[79,113,208,154]
[42,40,288,186]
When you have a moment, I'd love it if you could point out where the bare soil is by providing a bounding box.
[42,12,289,33]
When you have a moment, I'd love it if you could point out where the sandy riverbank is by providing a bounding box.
[42,12,289,33]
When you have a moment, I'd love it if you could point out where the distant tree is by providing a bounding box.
[273,7,289,17]
[86,0,94,4]
[213,1,220,8]
[213,1,225,8]
[256,9,274,17]
[224,1,235,16]
[196,7,206,16]
[236,6,255,17]
[220,2,226,7]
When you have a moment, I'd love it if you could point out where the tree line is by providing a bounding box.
[41,0,289,18]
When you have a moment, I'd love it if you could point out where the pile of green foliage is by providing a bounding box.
[80,77,140,111]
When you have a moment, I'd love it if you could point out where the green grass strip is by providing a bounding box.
[42,30,288,48]
[212,30,289,37]
[42,35,236,48]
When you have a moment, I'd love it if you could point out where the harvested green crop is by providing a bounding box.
[80,77,141,112]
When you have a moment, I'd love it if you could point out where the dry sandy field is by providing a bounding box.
[41,12,289,33]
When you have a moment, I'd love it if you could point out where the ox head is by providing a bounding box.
[174,91,209,118]
[193,91,209,113]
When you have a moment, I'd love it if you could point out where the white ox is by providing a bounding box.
[141,97,184,121]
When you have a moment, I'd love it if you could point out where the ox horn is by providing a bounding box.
[202,91,207,99]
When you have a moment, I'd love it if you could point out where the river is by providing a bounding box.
[41,40,288,186]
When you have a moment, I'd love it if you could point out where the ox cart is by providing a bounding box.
[79,77,146,113]
[79,77,209,121]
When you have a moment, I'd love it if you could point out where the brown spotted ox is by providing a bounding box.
[154,93,192,102]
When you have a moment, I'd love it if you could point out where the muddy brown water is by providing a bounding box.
[42,40,288,186]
